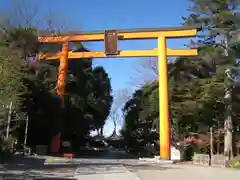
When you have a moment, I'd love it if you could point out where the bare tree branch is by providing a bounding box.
[129,57,158,88]
[111,88,132,113]
[0,0,70,34]
[129,56,178,88]
[108,89,132,135]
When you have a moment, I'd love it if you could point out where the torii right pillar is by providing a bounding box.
[157,29,198,160]
[158,35,171,160]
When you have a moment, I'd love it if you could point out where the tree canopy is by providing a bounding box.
[0,27,113,151]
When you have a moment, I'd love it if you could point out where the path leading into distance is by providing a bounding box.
[1,156,240,179]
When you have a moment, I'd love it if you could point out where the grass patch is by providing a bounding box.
[227,156,240,169]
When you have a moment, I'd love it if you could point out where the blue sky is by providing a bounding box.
[1,0,193,136]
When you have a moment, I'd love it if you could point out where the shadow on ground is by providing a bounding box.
[123,163,182,172]
[0,156,77,179]
[1,156,78,170]
[73,150,140,159]
[0,172,77,180]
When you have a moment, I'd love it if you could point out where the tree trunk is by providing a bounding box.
[223,34,233,160]
[6,101,13,140]
[113,119,117,135]
[224,103,233,160]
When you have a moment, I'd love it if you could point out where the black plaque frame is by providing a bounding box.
[104,30,118,55]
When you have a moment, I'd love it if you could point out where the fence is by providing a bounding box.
[211,154,226,167]
[193,153,210,166]
[193,153,227,167]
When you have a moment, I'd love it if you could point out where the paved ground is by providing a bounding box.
[74,162,137,180]
[127,163,240,180]
[1,155,240,180]
[43,158,240,180]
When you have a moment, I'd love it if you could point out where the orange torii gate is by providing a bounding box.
[38,26,198,159]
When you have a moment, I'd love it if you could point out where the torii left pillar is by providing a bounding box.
[50,42,69,153]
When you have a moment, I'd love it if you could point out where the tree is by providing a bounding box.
[109,89,131,136]
[122,0,240,157]
[122,89,144,150]
[122,82,159,151]
[57,46,113,149]
[91,66,113,136]
[0,25,40,145]
[0,1,109,152]
[0,39,24,141]
[0,25,114,151]
[183,0,240,159]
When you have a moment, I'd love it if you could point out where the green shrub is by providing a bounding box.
[227,156,240,168]
[0,136,16,153]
